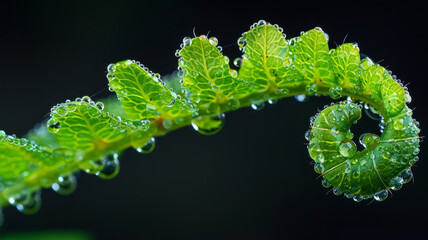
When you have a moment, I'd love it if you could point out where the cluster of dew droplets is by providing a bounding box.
[6,187,42,215]
[0,130,43,154]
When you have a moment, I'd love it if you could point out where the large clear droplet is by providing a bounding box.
[47,118,61,133]
[400,168,413,184]
[136,137,156,154]
[182,37,192,46]
[373,190,388,202]
[329,86,342,100]
[360,133,380,150]
[51,174,77,195]
[339,139,357,158]
[96,152,120,180]
[191,114,225,135]
[305,83,317,95]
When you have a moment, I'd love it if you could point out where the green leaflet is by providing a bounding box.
[291,28,335,85]
[330,43,360,87]
[179,36,247,106]
[108,60,194,120]
[381,77,405,117]
[50,100,126,152]
[238,24,291,90]
[0,132,45,182]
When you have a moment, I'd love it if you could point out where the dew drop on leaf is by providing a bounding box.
[136,137,156,154]
[373,190,388,201]
[182,36,192,46]
[251,102,265,111]
[295,94,307,102]
[51,174,77,195]
[191,114,225,135]
[339,139,357,158]
[47,118,61,133]
[209,37,218,47]
[96,152,120,180]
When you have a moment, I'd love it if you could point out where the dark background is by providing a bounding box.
[0,1,427,239]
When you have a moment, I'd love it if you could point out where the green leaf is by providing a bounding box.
[108,60,194,120]
[330,43,360,86]
[291,28,335,85]
[238,24,292,89]
[179,36,245,105]
[51,100,126,152]
[359,61,387,105]
[381,77,405,117]
[0,133,44,182]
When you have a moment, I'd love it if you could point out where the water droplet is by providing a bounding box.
[96,152,120,180]
[329,86,342,100]
[47,118,61,133]
[95,101,105,111]
[390,176,403,190]
[107,63,115,72]
[15,190,41,215]
[305,130,314,141]
[191,114,225,135]
[321,178,331,188]
[65,102,77,112]
[237,37,246,48]
[257,19,267,26]
[400,168,413,183]
[267,99,278,104]
[360,133,380,150]
[55,106,68,117]
[373,190,388,201]
[81,96,91,103]
[162,119,173,129]
[339,139,357,158]
[230,70,238,78]
[182,36,192,46]
[352,195,363,202]
[314,163,325,173]
[209,37,218,47]
[233,58,243,67]
[295,94,307,102]
[305,83,317,95]
[51,174,77,195]
[136,137,155,154]
[333,188,342,195]
[251,102,265,111]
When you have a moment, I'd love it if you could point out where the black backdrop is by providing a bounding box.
[0,1,427,239]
